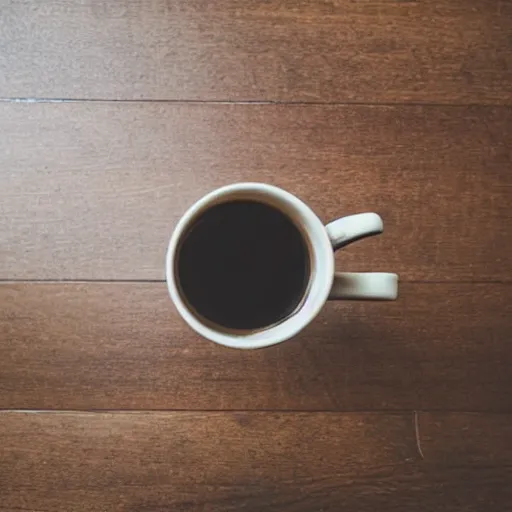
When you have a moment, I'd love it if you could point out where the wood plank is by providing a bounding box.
[0,412,510,512]
[1,0,511,103]
[1,103,510,281]
[418,412,512,465]
[1,283,510,411]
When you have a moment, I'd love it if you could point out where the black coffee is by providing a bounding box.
[177,200,310,330]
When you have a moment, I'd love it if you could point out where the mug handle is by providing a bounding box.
[326,212,383,250]
[329,272,398,300]
[325,213,398,301]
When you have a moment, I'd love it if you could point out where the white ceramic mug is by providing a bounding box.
[166,183,398,349]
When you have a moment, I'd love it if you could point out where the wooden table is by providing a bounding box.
[1,1,511,510]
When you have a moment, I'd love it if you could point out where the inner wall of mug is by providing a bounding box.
[166,183,334,349]
[173,191,314,334]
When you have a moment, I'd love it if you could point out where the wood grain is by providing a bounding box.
[1,282,510,411]
[1,102,510,281]
[1,0,511,103]
[418,412,512,465]
[0,411,511,512]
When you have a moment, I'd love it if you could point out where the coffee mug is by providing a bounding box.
[166,183,398,349]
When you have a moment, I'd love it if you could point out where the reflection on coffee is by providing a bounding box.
[177,200,310,330]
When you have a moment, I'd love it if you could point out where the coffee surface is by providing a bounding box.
[177,200,310,330]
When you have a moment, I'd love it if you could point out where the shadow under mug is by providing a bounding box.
[166,183,398,349]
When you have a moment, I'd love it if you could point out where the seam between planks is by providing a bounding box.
[1,409,512,414]
[0,97,512,108]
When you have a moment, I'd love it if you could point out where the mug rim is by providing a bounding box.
[166,183,334,349]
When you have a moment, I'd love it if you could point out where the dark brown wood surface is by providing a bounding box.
[1,0,511,103]
[1,103,510,281]
[1,411,511,512]
[1,282,511,412]
[1,1,512,510]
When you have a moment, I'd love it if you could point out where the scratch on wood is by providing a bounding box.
[116,184,177,198]
[414,411,424,459]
